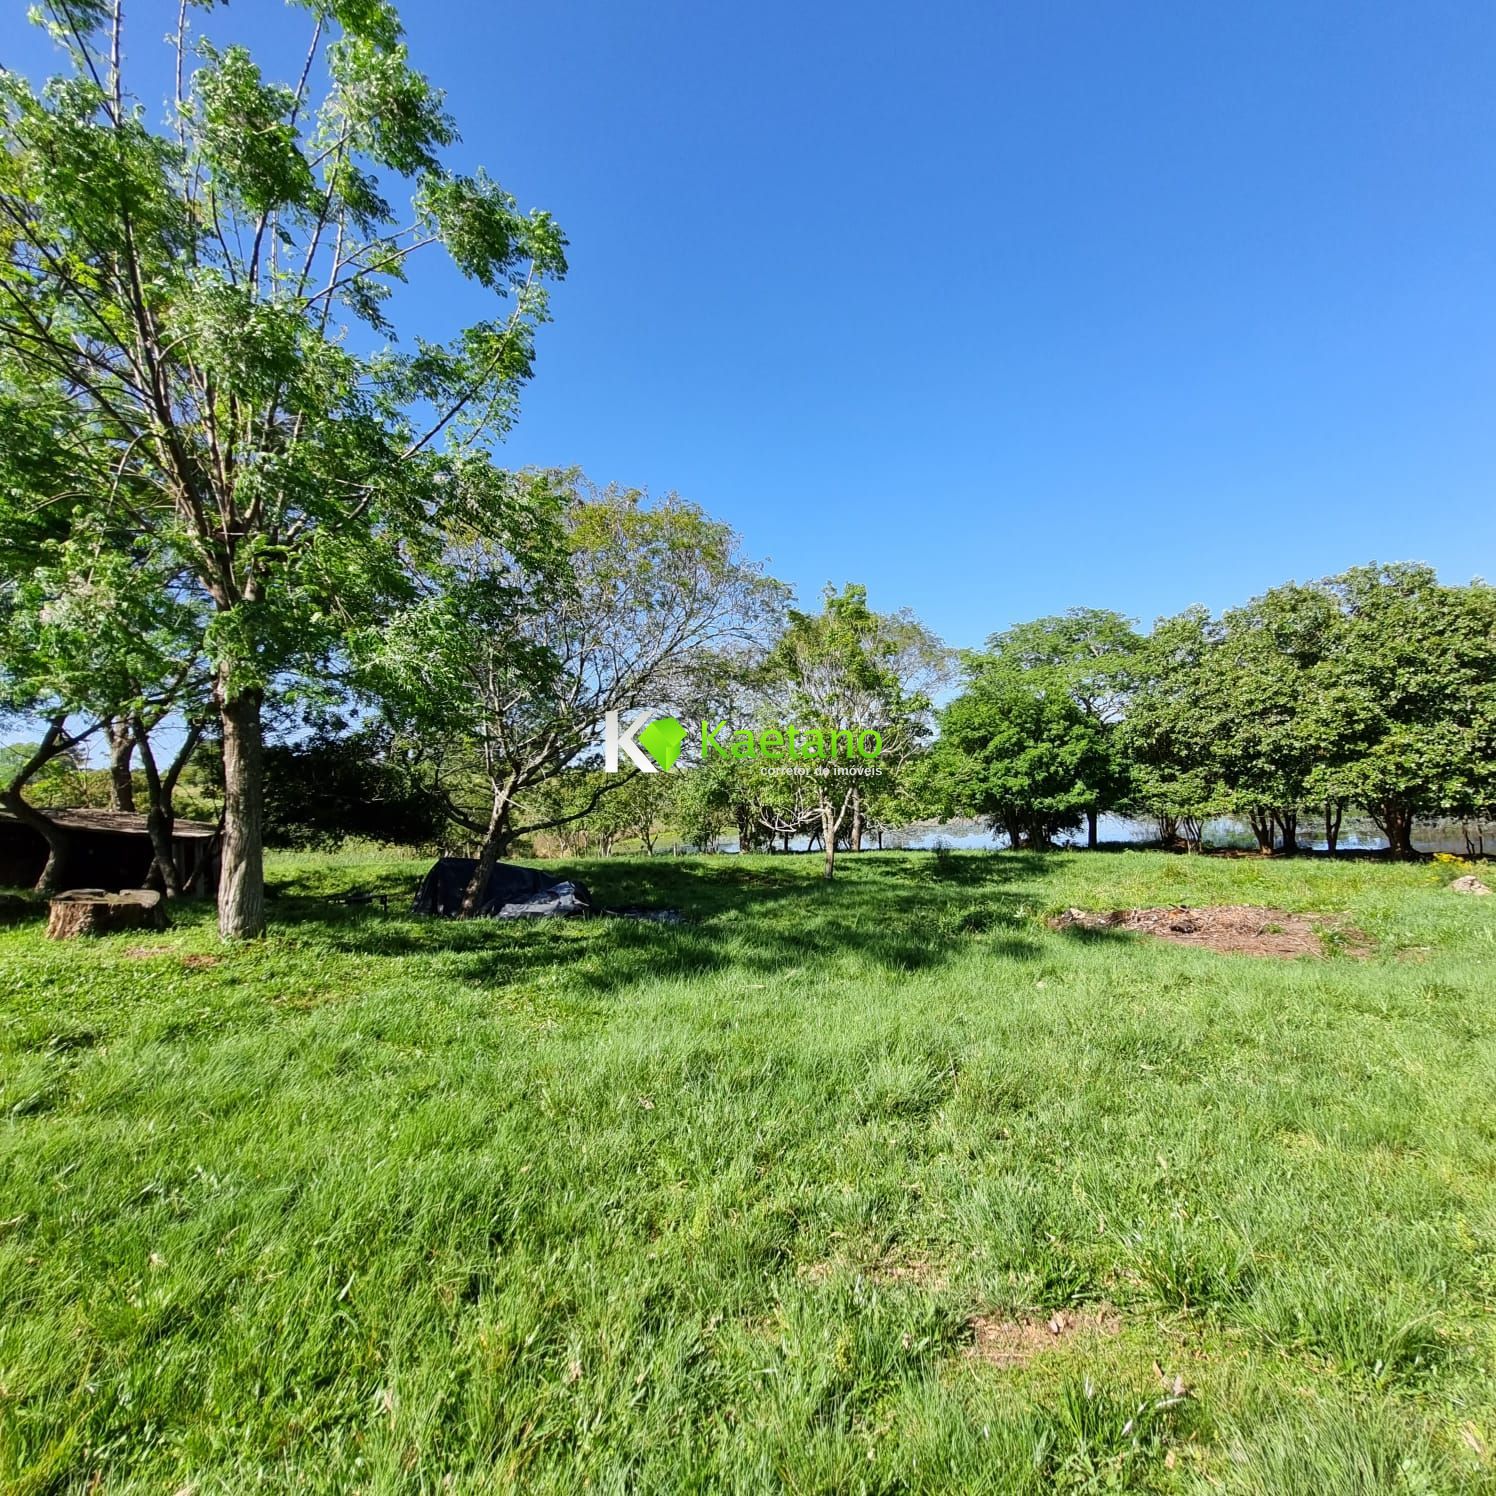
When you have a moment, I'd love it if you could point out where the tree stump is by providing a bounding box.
[46,888,167,939]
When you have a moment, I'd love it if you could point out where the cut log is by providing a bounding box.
[46,888,167,939]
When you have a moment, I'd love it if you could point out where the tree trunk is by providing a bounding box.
[217,685,266,939]
[1274,808,1299,855]
[107,718,136,812]
[1246,808,1275,854]
[1086,808,1099,850]
[1,716,87,895]
[2,794,71,895]
[1155,814,1178,847]
[1374,801,1415,858]
[134,718,205,898]
[143,804,181,896]
[820,798,837,879]
[850,789,863,852]
[1324,800,1342,855]
[460,783,515,917]
[47,888,165,939]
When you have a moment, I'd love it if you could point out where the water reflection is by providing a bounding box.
[715,815,1489,856]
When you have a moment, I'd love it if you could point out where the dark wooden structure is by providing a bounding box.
[0,808,220,895]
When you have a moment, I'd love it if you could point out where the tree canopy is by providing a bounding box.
[0,0,565,932]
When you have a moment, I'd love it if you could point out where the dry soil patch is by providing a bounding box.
[1048,904,1366,958]
[966,1307,1122,1368]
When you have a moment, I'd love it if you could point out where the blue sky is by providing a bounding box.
[10,0,1496,650]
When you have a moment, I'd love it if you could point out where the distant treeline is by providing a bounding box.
[254,560,1493,866]
[928,563,1494,856]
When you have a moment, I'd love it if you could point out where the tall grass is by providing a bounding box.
[0,850,1491,1490]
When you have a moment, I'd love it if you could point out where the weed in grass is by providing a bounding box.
[1129,1217,1258,1314]
[1241,1266,1448,1384]
[1218,1395,1463,1494]
[1030,1373,1193,1491]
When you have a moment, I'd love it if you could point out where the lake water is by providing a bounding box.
[713,815,1490,856]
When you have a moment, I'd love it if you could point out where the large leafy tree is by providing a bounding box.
[1319,564,1496,855]
[931,663,1117,849]
[369,479,784,912]
[983,608,1141,847]
[1205,583,1345,853]
[0,1,565,934]
[1118,607,1221,848]
[0,448,204,887]
[1122,569,1495,856]
[770,585,946,878]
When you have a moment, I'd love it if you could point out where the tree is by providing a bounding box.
[1,2,566,934]
[931,664,1117,849]
[370,480,784,912]
[1120,568,1495,857]
[0,474,208,888]
[1119,608,1222,848]
[770,585,946,878]
[668,759,734,853]
[608,768,676,855]
[984,608,1141,848]
[1319,565,1496,856]
[1195,584,1342,854]
[262,723,445,851]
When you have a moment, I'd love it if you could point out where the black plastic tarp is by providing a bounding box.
[412,857,593,919]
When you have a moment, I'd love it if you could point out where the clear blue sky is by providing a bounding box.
[11,1,1496,649]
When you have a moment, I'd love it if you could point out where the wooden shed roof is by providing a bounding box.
[0,808,219,839]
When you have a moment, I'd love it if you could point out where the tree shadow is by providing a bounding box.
[266,851,1054,1000]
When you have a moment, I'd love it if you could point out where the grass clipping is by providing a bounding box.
[1048,904,1367,957]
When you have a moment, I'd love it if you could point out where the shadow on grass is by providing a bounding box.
[264,852,1054,998]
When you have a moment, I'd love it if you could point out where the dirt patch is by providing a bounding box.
[129,947,222,969]
[967,1306,1122,1368]
[1047,905,1367,958]
[797,1251,949,1293]
[867,1253,948,1292]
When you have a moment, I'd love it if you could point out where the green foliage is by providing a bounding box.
[0,740,96,807]
[0,0,567,931]
[930,611,1139,848]
[932,667,1118,848]
[1122,568,1496,853]
[769,584,947,873]
[262,726,446,850]
[366,477,784,877]
[1321,565,1496,850]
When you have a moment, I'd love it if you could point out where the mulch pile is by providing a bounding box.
[1047,904,1365,958]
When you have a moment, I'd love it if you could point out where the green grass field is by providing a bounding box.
[1,850,1493,1492]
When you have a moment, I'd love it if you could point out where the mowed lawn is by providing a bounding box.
[0,850,1493,1493]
